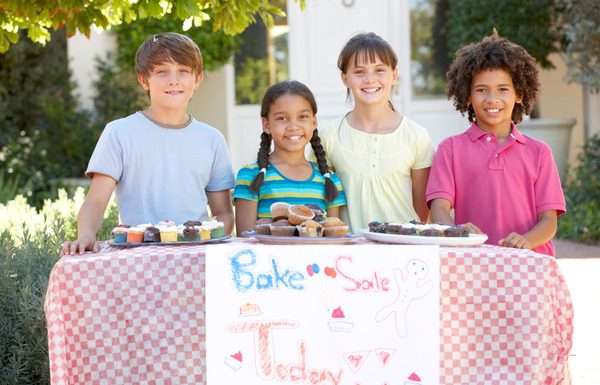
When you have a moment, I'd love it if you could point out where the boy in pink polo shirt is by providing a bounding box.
[426,33,565,256]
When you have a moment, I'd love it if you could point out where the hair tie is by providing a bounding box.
[153,35,159,42]
[259,168,267,175]
[323,172,332,179]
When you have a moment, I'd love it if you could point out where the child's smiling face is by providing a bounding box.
[139,60,202,112]
[262,94,316,154]
[341,53,398,106]
[469,68,522,134]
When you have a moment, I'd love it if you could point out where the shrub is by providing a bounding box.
[558,134,600,243]
[0,188,118,385]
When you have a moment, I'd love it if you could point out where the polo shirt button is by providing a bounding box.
[495,154,498,158]
[486,136,492,142]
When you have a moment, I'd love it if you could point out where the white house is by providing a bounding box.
[68,0,598,177]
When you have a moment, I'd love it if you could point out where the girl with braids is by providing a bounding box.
[427,33,565,256]
[318,32,434,232]
[234,80,347,234]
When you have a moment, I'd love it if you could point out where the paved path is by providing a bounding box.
[555,239,600,259]
[555,239,600,385]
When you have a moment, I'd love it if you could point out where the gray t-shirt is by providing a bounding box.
[86,112,234,225]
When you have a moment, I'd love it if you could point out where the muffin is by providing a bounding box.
[183,226,200,241]
[270,219,296,237]
[288,205,315,225]
[297,220,323,237]
[143,226,161,242]
[322,217,349,237]
[270,202,290,221]
[255,218,272,235]
[397,225,417,235]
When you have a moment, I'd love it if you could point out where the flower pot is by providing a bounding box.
[519,118,576,182]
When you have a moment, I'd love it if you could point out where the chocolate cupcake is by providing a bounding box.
[270,219,296,237]
[184,220,202,227]
[397,226,417,235]
[385,223,403,234]
[183,226,199,241]
[419,228,444,237]
[143,226,161,242]
[368,221,387,233]
[444,226,469,237]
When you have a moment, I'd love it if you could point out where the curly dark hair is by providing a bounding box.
[446,33,540,123]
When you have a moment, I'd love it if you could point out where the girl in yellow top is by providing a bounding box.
[319,32,434,232]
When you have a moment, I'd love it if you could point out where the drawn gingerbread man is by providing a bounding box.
[375,259,433,338]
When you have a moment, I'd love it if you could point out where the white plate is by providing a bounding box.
[360,230,488,246]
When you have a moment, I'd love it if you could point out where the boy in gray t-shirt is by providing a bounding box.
[62,32,234,255]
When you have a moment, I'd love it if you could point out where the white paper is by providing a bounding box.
[206,244,440,385]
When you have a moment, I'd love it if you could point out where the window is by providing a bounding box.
[409,0,449,99]
[234,3,289,105]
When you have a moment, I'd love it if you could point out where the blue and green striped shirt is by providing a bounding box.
[234,162,347,218]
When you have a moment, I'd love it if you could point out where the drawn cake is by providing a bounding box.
[404,372,422,385]
[239,303,262,317]
[224,351,243,370]
[328,306,354,332]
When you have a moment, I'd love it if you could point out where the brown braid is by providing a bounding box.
[249,132,272,192]
[310,129,339,202]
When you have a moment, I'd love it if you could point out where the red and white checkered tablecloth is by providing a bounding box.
[45,243,573,385]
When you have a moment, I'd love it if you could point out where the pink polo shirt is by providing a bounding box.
[426,123,566,256]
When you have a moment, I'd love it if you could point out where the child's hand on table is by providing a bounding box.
[460,222,483,235]
[499,232,532,250]
[61,234,99,256]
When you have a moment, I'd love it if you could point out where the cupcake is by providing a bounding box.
[288,205,315,225]
[199,225,211,240]
[322,217,349,237]
[270,202,290,221]
[184,220,202,227]
[297,220,323,237]
[203,219,225,238]
[255,218,272,235]
[159,225,178,242]
[419,228,444,237]
[111,226,129,244]
[183,226,200,241]
[270,219,296,237]
[368,221,387,233]
[444,225,469,237]
[126,227,144,243]
[143,226,161,242]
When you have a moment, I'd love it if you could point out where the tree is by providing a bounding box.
[0,0,304,53]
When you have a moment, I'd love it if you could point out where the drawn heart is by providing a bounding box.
[231,351,242,361]
[324,266,337,278]
[312,263,320,274]
[306,264,314,276]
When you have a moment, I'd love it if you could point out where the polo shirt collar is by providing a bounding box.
[466,122,527,144]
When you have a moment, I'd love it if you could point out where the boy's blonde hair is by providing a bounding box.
[135,32,203,79]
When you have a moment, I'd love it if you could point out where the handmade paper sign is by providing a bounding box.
[206,244,440,385]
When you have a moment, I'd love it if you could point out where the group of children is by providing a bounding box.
[62,30,565,257]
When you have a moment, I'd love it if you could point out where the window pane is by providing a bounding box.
[410,0,449,99]
[234,6,289,105]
